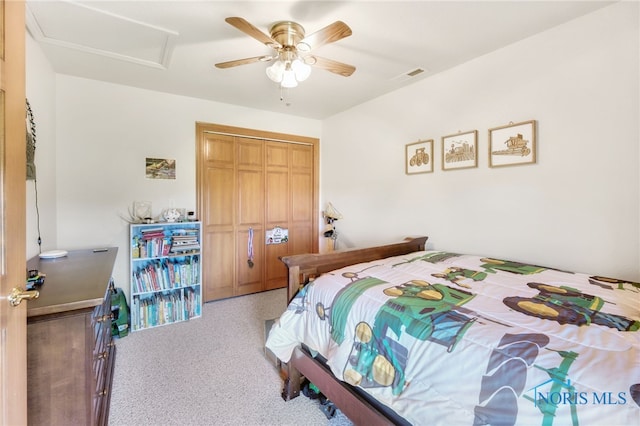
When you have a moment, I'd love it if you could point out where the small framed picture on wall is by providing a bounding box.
[405,139,434,175]
[489,120,537,167]
[441,130,478,171]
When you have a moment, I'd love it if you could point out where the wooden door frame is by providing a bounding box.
[1,1,28,424]
[195,122,320,299]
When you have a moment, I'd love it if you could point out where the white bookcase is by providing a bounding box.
[129,221,202,331]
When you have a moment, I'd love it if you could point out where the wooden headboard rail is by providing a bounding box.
[280,236,428,302]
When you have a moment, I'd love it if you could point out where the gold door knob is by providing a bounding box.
[9,287,39,307]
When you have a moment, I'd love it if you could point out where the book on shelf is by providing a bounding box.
[131,287,201,330]
[140,227,164,234]
[132,256,200,294]
[130,222,202,331]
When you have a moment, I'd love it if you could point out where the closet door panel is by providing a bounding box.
[237,169,263,225]
[237,138,263,167]
[205,134,234,164]
[237,138,264,226]
[266,170,288,224]
[291,171,313,223]
[236,138,264,295]
[289,224,313,258]
[265,169,289,290]
[265,239,288,290]
[291,144,314,169]
[265,142,290,290]
[206,167,234,226]
[290,143,314,259]
[204,231,235,300]
[291,144,314,223]
[202,133,236,301]
[266,143,289,168]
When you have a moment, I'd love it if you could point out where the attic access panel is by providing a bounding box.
[26,1,178,69]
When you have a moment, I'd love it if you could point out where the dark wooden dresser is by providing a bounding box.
[26,248,118,426]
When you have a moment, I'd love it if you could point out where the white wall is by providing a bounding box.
[26,1,639,302]
[321,2,639,281]
[54,77,321,293]
[25,34,57,256]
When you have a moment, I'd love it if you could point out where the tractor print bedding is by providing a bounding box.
[266,250,640,425]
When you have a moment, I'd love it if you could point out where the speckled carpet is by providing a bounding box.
[108,288,353,426]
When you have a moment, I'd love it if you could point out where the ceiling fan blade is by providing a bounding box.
[299,21,352,51]
[225,17,281,48]
[215,56,272,69]
[310,56,355,77]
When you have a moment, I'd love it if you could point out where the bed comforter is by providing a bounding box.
[266,250,640,425]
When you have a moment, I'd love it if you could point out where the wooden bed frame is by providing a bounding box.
[278,236,428,426]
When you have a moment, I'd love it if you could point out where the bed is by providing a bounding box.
[265,237,640,425]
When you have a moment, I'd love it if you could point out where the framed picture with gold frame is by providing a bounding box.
[405,139,433,175]
[489,120,537,167]
[441,130,478,171]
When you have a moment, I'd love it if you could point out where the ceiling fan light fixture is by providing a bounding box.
[281,69,298,88]
[266,60,285,82]
[266,57,311,87]
[291,58,311,81]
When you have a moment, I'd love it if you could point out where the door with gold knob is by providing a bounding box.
[0,1,28,424]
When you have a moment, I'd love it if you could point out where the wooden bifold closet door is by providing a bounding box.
[196,123,319,302]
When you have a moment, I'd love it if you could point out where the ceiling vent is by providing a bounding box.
[390,67,427,83]
[406,68,425,77]
[26,1,178,70]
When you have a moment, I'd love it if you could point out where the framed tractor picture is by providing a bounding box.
[489,120,537,167]
[406,139,434,175]
[442,130,478,171]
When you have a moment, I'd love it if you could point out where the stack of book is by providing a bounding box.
[170,228,200,253]
[138,227,170,257]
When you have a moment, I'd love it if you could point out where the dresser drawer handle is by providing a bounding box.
[96,314,110,322]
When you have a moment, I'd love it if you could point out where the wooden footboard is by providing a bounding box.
[278,236,427,425]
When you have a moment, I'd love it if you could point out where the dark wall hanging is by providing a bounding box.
[26,99,36,180]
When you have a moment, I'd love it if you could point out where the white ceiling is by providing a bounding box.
[26,1,615,120]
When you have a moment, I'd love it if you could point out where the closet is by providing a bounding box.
[196,123,319,302]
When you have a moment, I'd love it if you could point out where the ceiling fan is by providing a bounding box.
[215,17,355,88]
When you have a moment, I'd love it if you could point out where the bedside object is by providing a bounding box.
[38,249,68,259]
[163,208,181,222]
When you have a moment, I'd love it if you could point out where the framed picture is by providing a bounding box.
[441,130,478,171]
[489,120,537,167]
[405,139,434,174]
[146,157,176,179]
